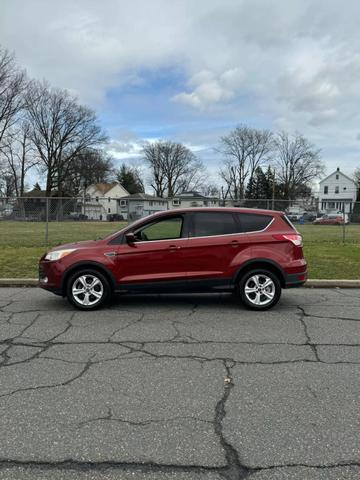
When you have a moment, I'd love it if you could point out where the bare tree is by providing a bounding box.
[63,149,114,195]
[0,47,27,149]
[354,167,360,187]
[274,131,323,200]
[143,141,205,197]
[218,125,273,199]
[219,161,242,200]
[0,122,37,197]
[25,81,107,196]
[200,182,220,197]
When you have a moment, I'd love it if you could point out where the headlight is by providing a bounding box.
[45,249,76,261]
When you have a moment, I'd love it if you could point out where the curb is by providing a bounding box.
[304,279,360,288]
[0,279,38,287]
[0,279,359,288]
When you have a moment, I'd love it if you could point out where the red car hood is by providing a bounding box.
[51,239,100,251]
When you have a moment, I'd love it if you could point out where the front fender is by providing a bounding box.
[60,259,117,293]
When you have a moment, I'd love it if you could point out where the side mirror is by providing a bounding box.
[125,232,136,244]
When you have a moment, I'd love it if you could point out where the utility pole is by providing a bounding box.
[272,168,276,210]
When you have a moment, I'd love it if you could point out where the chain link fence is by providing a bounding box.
[0,196,360,246]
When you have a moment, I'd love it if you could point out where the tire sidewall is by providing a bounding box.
[66,269,110,310]
[238,269,281,310]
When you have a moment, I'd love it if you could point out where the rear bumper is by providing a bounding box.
[284,271,307,288]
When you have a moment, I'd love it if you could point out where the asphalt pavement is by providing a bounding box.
[0,287,359,480]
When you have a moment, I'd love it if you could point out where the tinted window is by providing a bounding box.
[134,216,183,241]
[236,213,273,232]
[191,212,238,237]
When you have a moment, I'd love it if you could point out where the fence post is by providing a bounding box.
[342,203,346,244]
[45,197,49,246]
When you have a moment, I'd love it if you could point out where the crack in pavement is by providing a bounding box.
[213,361,250,479]
[0,356,94,399]
[77,406,213,429]
[0,459,358,478]
[299,306,360,323]
[296,306,321,362]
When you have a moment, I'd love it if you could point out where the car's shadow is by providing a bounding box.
[110,292,237,309]
[37,289,295,312]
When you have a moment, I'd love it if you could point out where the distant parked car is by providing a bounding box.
[286,209,305,222]
[107,213,124,222]
[287,213,302,222]
[313,214,345,225]
[301,212,317,222]
[67,213,88,221]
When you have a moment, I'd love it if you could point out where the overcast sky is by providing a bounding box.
[1,0,359,180]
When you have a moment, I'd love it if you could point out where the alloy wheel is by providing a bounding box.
[71,274,104,307]
[244,274,275,307]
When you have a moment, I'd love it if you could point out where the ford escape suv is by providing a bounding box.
[39,208,307,311]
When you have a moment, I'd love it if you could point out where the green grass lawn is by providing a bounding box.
[0,221,359,279]
[297,224,360,279]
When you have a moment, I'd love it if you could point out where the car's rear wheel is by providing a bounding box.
[66,269,111,310]
[238,269,281,310]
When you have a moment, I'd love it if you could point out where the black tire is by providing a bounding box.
[66,269,111,310]
[238,269,281,311]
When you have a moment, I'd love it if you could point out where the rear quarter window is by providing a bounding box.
[236,213,273,232]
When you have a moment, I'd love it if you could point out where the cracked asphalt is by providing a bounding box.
[0,287,359,480]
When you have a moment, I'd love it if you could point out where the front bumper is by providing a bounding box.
[38,260,63,295]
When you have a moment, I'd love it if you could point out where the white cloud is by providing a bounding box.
[173,68,243,109]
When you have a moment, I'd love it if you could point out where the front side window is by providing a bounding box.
[191,212,238,237]
[134,216,183,241]
[236,213,273,232]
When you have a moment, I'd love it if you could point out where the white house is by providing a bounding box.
[318,167,357,214]
[83,182,129,220]
[168,191,220,209]
[119,193,168,221]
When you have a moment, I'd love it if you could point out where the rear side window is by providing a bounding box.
[191,212,239,237]
[236,213,273,232]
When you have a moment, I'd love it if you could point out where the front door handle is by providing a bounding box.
[230,240,240,247]
[169,245,181,251]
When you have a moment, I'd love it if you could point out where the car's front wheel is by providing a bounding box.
[238,269,281,310]
[66,269,111,310]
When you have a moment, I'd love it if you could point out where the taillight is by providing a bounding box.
[273,234,303,246]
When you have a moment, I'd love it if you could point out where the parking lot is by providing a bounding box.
[0,287,359,480]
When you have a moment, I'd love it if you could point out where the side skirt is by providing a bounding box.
[114,278,234,294]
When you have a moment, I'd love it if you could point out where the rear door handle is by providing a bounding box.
[169,245,181,251]
[230,240,240,247]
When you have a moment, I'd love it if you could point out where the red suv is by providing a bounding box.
[39,208,307,311]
